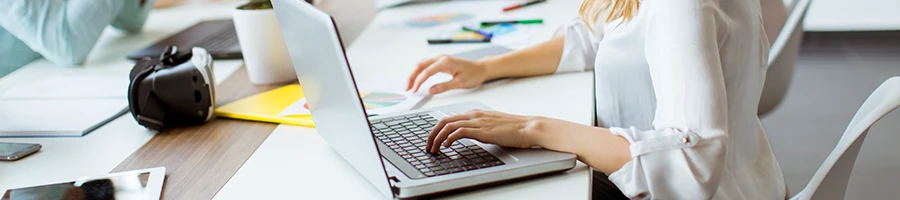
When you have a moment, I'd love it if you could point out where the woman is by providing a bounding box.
[407,0,786,199]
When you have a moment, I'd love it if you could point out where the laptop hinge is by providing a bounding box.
[389,176,401,196]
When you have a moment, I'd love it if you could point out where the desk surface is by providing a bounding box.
[214,0,593,199]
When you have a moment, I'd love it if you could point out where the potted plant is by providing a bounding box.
[232,0,299,85]
[238,0,274,10]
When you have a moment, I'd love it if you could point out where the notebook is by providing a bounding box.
[0,76,129,137]
[214,84,316,127]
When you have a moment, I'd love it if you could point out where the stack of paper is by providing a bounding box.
[0,76,129,137]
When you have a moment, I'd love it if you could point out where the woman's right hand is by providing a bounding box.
[406,55,491,95]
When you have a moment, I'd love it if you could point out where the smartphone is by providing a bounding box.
[0,142,41,161]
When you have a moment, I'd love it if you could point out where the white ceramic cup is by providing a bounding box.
[233,6,296,85]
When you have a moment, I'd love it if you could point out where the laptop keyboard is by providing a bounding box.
[195,24,238,52]
[371,113,505,178]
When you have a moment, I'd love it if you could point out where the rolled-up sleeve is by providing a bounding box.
[0,0,153,66]
[554,18,602,73]
[605,0,729,199]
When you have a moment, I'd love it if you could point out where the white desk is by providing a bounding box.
[214,0,593,199]
[0,1,244,192]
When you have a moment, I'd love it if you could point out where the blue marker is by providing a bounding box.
[461,26,493,38]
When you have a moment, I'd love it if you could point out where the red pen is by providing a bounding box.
[502,0,547,12]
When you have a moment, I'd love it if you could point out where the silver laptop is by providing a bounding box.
[271,1,577,199]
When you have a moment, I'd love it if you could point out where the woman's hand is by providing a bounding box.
[425,110,544,153]
[426,109,634,174]
[407,55,490,95]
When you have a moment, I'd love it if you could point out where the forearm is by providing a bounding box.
[529,117,631,174]
[479,36,565,80]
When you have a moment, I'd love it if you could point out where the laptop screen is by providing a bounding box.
[272,0,394,198]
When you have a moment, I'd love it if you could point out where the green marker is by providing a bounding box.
[480,19,544,26]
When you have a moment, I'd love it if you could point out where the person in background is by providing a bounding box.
[408,0,787,199]
[0,0,169,78]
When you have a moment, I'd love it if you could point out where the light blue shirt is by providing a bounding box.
[0,0,155,77]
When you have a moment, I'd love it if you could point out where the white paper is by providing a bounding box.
[374,0,414,9]
[277,73,452,117]
[488,24,538,45]
[279,98,312,116]
[0,99,128,136]
[0,76,128,99]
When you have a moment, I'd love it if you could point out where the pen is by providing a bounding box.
[427,38,491,44]
[502,0,547,12]
[461,26,493,38]
[480,19,544,26]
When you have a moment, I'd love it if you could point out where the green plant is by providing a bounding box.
[238,0,273,10]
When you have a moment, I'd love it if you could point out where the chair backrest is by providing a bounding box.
[768,0,811,67]
[791,77,900,200]
[758,0,813,116]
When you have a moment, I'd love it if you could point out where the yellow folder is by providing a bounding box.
[214,84,315,127]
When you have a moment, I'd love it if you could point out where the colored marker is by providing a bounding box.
[502,0,547,12]
[462,26,493,38]
[480,19,544,26]
[427,38,491,45]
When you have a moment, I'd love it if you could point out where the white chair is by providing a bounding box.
[789,76,900,200]
[759,0,813,116]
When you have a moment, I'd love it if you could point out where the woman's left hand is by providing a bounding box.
[426,110,544,154]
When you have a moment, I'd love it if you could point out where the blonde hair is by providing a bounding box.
[579,0,641,30]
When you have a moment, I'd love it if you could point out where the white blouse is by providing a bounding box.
[555,0,786,199]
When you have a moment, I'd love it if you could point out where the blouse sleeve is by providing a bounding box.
[553,18,602,73]
[605,0,729,199]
